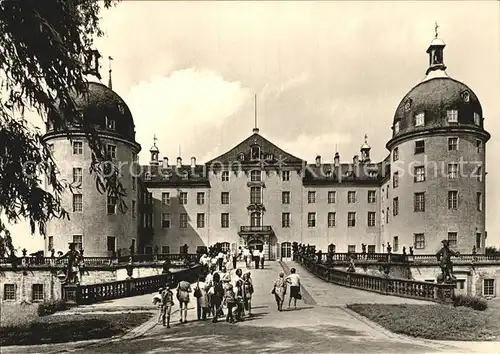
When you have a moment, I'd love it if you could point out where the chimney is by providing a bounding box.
[315,155,321,167]
[334,152,340,167]
[177,157,182,168]
[162,157,169,169]
[353,155,359,165]
[191,156,196,168]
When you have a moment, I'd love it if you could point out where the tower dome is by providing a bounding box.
[46,82,136,141]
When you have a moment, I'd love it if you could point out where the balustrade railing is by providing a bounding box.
[310,252,500,264]
[296,254,455,303]
[0,253,199,268]
[63,264,205,305]
[240,226,273,233]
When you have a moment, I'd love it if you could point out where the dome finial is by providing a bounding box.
[434,21,439,38]
[108,56,113,89]
[364,133,368,144]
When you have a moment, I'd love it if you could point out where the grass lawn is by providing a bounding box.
[348,302,500,341]
[0,312,153,346]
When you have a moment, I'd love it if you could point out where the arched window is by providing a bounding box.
[250,212,261,227]
[251,145,260,160]
[221,242,230,253]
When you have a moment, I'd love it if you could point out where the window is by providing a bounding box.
[107,194,116,214]
[477,192,483,211]
[415,140,425,154]
[307,212,316,227]
[282,191,290,204]
[221,213,229,228]
[393,172,399,188]
[146,192,153,205]
[162,192,170,205]
[73,194,83,212]
[415,112,425,126]
[73,168,83,184]
[448,191,458,210]
[221,192,230,205]
[179,192,187,205]
[328,191,336,204]
[447,109,458,123]
[32,284,44,302]
[448,163,458,179]
[106,116,116,130]
[367,245,376,254]
[414,233,425,249]
[251,146,260,160]
[132,177,136,191]
[221,242,230,253]
[250,170,261,182]
[367,212,376,227]
[107,236,116,252]
[197,213,205,228]
[161,213,171,228]
[386,185,389,198]
[448,232,457,247]
[144,246,153,255]
[250,187,262,204]
[393,147,399,161]
[448,137,458,151]
[386,207,389,223]
[132,200,136,217]
[393,197,399,216]
[328,212,336,227]
[197,192,205,205]
[72,235,82,250]
[456,280,465,290]
[348,191,356,204]
[221,171,230,182]
[348,212,356,227]
[414,166,425,183]
[308,191,316,204]
[394,121,400,134]
[106,144,117,159]
[179,213,188,228]
[393,236,399,252]
[48,236,53,251]
[381,210,385,225]
[72,141,83,155]
[414,192,425,212]
[282,171,290,181]
[348,245,356,253]
[143,213,153,228]
[3,284,16,300]
[161,246,170,254]
[476,233,482,249]
[476,166,482,182]
[250,212,261,227]
[282,213,290,228]
[476,139,483,153]
[483,279,495,297]
[367,190,376,203]
[474,112,481,126]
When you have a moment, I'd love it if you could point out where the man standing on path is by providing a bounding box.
[161,285,174,328]
[285,268,301,309]
[253,248,260,269]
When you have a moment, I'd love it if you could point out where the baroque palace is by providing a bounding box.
[43,32,490,260]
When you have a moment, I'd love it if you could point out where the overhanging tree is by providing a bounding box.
[0,0,126,251]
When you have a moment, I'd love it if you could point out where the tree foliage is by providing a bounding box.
[485,246,500,256]
[0,0,125,244]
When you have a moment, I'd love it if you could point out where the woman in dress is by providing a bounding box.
[242,272,254,316]
[272,271,287,311]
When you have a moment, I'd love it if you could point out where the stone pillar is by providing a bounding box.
[435,282,455,304]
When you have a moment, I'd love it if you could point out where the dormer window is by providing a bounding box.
[404,99,412,112]
[117,103,125,114]
[462,91,470,103]
[251,145,260,160]
[182,171,189,180]
[394,121,400,134]
[268,153,274,161]
[105,116,116,130]
[474,112,481,126]
[415,112,425,127]
[238,153,245,161]
[145,173,151,181]
[447,110,458,123]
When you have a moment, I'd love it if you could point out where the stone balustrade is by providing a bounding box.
[296,254,456,303]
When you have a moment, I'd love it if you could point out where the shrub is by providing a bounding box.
[37,299,68,316]
[453,294,488,311]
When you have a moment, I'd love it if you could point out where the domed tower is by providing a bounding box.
[43,82,141,257]
[360,134,371,163]
[386,27,490,254]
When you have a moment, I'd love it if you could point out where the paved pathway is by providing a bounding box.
[3,261,499,353]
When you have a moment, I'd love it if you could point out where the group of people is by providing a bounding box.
[198,246,266,271]
[153,266,255,327]
[271,267,302,311]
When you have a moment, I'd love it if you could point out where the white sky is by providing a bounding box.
[9,1,500,252]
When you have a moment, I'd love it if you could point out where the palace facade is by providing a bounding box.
[43,32,490,259]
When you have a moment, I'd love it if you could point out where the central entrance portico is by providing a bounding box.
[238,226,276,260]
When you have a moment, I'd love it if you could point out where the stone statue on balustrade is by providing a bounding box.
[346,255,356,273]
[316,250,322,264]
[361,243,366,254]
[409,246,414,256]
[436,239,460,284]
[402,246,406,256]
[50,249,55,258]
[472,245,477,255]
[56,243,82,284]
[386,242,392,254]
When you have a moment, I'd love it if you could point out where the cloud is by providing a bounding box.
[124,68,250,162]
